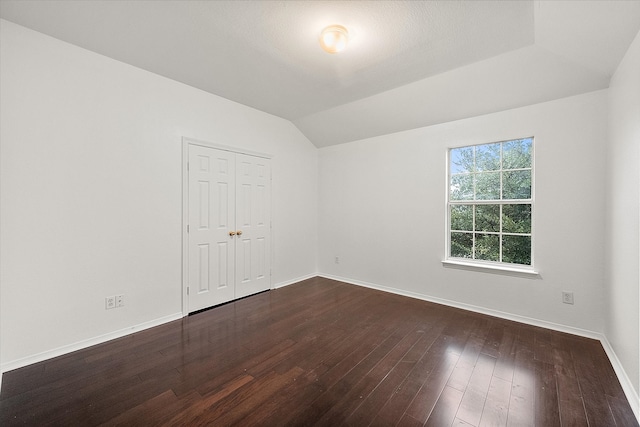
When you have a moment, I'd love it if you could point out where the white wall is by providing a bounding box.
[606,29,640,397]
[318,90,608,334]
[0,20,318,369]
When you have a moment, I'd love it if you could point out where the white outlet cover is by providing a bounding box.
[562,292,574,304]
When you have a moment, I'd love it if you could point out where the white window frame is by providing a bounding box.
[443,137,538,275]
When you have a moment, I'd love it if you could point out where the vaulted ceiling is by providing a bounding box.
[1,1,639,147]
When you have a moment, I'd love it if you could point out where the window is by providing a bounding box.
[447,137,533,269]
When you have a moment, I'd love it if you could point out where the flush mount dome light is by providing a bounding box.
[319,25,349,53]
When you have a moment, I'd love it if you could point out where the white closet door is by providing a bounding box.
[188,145,236,312]
[187,144,271,313]
[235,153,271,299]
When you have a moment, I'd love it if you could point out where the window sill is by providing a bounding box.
[442,259,540,278]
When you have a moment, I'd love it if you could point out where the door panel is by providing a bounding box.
[235,153,271,299]
[188,145,236,312]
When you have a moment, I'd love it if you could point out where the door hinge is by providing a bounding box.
[187,224,190,233]
[187,286,190,295]
[187,162,190,171]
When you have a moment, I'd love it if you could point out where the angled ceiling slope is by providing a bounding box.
[1,1,639,147]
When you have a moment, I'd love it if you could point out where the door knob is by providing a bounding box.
[229,231,236,237]
[236,230,243,236]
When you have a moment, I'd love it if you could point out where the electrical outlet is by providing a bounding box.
[562,292,574,305]
[105,296,116,310]
[335,256,340,264]
[116,294,124,307]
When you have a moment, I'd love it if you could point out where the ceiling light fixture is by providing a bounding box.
[319,25,349,54]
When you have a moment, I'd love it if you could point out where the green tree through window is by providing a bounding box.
[448,138,533,266]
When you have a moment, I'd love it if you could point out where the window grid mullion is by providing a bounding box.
[472,205,476,260]
[499,144,503,262]
[449,199,531,205]
[499,205,503,263]
[450,166,529,178]
[472,146,477,260]
[449,231,531,237]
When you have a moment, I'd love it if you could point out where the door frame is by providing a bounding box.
[181,137,272,316]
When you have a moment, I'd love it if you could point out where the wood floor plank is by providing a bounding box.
[608,394,640,427]
[238,367,323,425]
[479,375,511,427]
[0,277,636,427]
[404,336,461,423]
[396,413,424,427]
[97,389,200,427]
[574,360,618,426]
[455,352,497,426]
[189,367,303,426]
[453,419,475,426]
[369,320,451,426]
[533,327,556,365]
[424,385,465,427]
[313,322,424,426]
[284,319,415,426]
[446,330,488,393]
[505,328,536,427]
[481,321,505,358]
[534,360,561,427]
[343,328,436,426]
[492,327,517,383]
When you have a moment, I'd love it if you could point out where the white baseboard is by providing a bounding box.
[319,273,639,421]
[0,312,183,375]
[272,273,318,289]
[599,335,640,419]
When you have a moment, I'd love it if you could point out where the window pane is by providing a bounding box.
[475,234,499,261]
[451,205,473,231]
[451,147,474,174]
[451,174,474,200]
[475,172,500,200]
[476,143,500,171]
[503,138,532,169]
[476,205,500,232]
[451,232,473,258]
[503,170,531,199]
[502,204,531,233]
[502,235,531,265]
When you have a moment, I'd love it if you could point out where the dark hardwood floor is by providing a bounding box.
[1,277,637,426]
